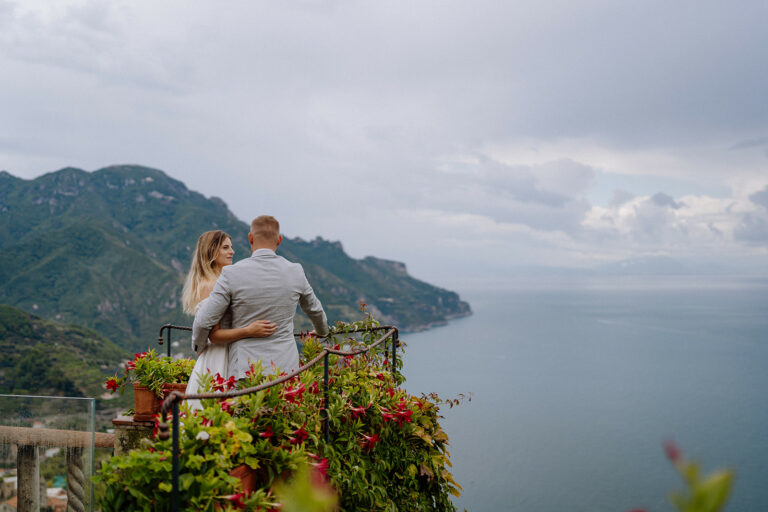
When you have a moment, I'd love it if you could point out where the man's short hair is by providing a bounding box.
[250,215,280,242]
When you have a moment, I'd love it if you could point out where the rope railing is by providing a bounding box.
[155,325,399,512]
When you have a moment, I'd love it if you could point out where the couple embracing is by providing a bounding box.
[182,215,329,407]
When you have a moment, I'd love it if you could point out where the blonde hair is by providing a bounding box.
[250,215,280,243]
[181,230,232,314]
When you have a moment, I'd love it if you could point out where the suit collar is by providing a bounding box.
[251,248,277,258]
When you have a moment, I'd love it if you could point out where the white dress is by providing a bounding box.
[186,299,229,410]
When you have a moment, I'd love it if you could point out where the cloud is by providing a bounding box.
[580,190,768,259]
[729,136,768,150]
[735,214,768,244]
[610,189,635,207]
[749,185,768,209]
[650,192,682,210]
[423,155,596,234]
[2,0,768,281]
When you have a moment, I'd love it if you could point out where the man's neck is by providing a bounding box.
[251,246,277,253]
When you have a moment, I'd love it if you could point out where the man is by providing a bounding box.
[192,215,329,380]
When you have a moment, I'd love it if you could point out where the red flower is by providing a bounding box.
[306,451,329,478]
[201,417,213,427]
[211,373,237,391]
[227,492,246,509]
[220,399,234,414]
[360,433,380,451]
[259,425,274,439]
[349,403,368,419]
[105,377,119,392]
[310,457,329,479]
[386,387,396,398]
[380,408,395,423]
[395,408,413,426]
[308,381,320,395]
[282,383,305,404]
[288,425,308,445]
[212,373,226,392]
[375,373,386,381]
[663,440,682,464]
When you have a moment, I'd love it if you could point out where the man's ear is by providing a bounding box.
[248,232,254,245]
[276,235,283,247]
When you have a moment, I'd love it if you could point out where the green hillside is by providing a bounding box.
[0,304,129,397]
[0,165,470,351]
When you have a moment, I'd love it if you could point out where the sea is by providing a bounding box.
[400,275,768,512]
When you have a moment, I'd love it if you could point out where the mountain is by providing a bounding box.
[0,304,129,397]
[0,165,470,350]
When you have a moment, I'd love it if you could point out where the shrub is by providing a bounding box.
[95,313,461,511]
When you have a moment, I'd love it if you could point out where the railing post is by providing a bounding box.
[66,446,86,512]
[16,444,39,512]
[391,329,398,376]
[172,398,180,512]
[322,352,329,443]
[166,328,172,357]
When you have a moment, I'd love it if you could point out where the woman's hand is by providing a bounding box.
[209,320,277,344]
[246,320,277,338]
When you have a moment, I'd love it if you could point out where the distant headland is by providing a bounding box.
[0,165,471,355]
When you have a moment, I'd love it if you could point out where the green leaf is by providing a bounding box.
[693,470,733,512]
[180,473,195,491]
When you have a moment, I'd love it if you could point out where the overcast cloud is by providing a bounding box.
[2,0,767,288]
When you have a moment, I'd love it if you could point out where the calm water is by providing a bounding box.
[401,276,768,512]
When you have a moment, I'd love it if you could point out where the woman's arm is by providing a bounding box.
[208,320,277,344]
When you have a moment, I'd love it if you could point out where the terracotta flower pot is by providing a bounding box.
[133,382,188,421]
[229,464,259,493]
[163,382,188,396]
[133,383,161,422]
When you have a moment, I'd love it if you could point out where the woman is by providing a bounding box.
[182,230,276,405]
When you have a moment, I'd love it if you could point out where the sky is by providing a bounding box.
[2,0,768,290]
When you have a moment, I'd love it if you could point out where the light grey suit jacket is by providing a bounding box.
[192,248,329,380]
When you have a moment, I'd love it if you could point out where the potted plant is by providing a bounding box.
[105,349,195,421]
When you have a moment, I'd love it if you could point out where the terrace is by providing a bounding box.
[0,321,459,511]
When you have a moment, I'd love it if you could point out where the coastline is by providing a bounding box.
[400,308,473,333]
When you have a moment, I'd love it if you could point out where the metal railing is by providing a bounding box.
[155,325,399,512]
[157,324,192,357]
